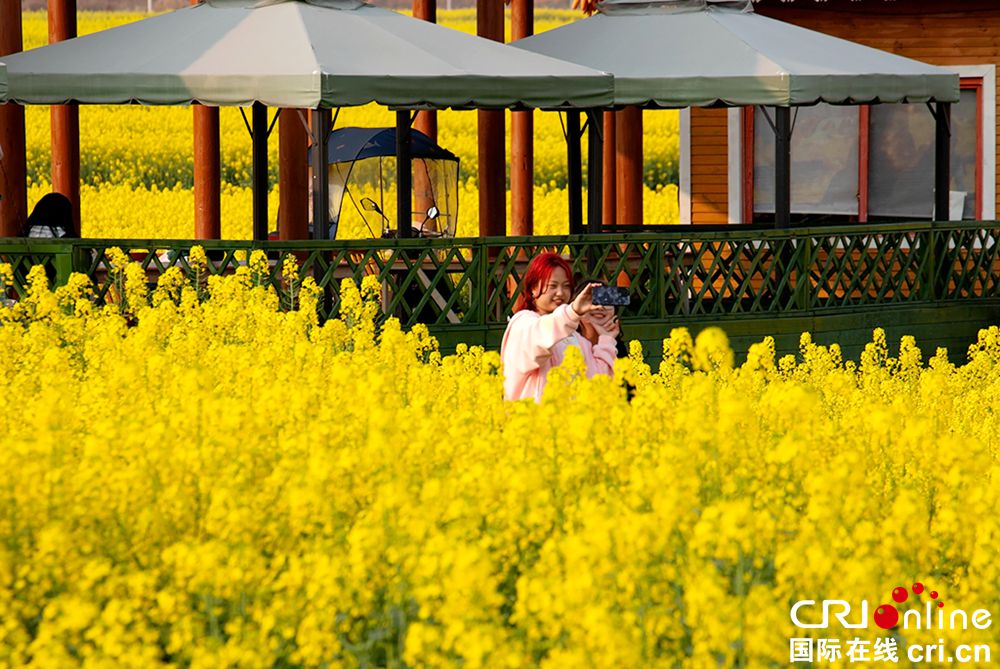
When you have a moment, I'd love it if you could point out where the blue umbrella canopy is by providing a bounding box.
[327,127,457,164]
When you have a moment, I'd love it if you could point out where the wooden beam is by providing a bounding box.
[616,106,642,226]
[193,106,221,239]
[412,0,437,141]
[48,0,80,236]
[602,110,616,228]
[477,0,505,237]
[0,0,27,237]
[413,0,436,25]
[510,0,533,237]
[412,2,437,233]
[192,0,220,240]
[278,109,309,240]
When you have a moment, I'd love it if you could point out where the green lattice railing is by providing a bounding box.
[3,221,1000,328]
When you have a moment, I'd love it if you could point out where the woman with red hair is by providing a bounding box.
[500,252,619,402]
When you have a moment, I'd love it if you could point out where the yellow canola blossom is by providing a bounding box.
[1,258,1000,667]
[20,11,681,239]
[27,181,678,239]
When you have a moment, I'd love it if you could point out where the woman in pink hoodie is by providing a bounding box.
[500,253,620,402]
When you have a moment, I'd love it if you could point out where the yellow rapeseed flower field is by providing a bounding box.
[19,10,680,239]
[0,256,998,667]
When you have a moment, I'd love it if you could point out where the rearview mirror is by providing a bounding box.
[426,206,440,220]
[361,197,381,213]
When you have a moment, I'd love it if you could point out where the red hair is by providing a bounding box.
[513,252,575,313]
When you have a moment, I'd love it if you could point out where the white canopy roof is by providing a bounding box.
[513,0,959,108]
[0,0,614,110]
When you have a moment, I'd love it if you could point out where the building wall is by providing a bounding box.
[690,108,730,224]
[689,0,1000,223]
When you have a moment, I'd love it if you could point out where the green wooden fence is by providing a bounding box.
[3,220,1000,361]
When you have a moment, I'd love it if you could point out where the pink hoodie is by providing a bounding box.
[500,304,618,402]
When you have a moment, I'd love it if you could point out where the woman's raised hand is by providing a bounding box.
[592,314,620,339]
[570,282,603,316]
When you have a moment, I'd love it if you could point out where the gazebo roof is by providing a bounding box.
[0,0,614,110]
[514,0,959,108]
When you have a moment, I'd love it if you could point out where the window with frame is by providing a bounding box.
[745,77,984,224]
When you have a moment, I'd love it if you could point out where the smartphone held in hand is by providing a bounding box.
[591,285,631,306]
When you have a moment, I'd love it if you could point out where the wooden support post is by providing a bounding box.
[774,106,791,228]
[566,111,583,235]
[479,110,506,237]
[587,109,603,234]
[602,110,616,229]
[412,110,436,143]
[510,110,533,236]
[510,0,533,237]
[310,109,330,241]
[193,106,221,239]
[477,0,505,238]
[411,0,438,235]
[616,105,643,226]
[48,0,80,236]
[0,0,27,237]
[396,110,412,238]
[251,102,268,241]
[191,0,220,239]
[934,102,951,222]
[413,0,437,33]
[278,109,309,240]
[412,0,438,142]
